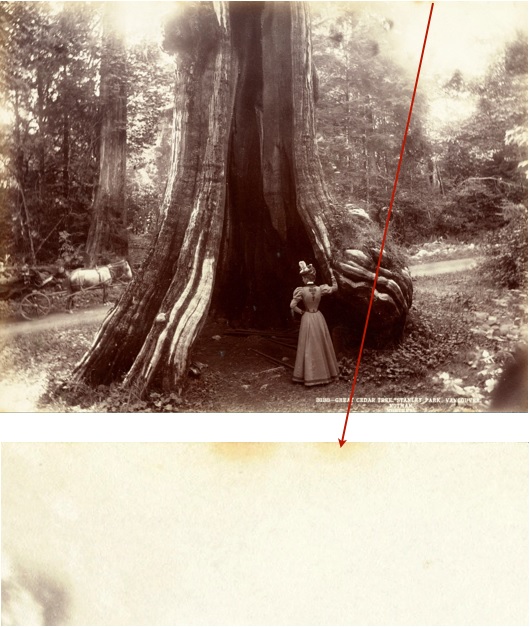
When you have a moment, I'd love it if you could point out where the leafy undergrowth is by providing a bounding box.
[48,379,185,413]
[383,271,526,411]
[0,323,99,412]
[0,252,527,413]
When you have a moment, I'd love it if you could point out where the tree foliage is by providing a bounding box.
[0,2,101,263]
[311,7,527,246]
[0,2,174,265]
[311,5,433,243]
[126,41,174,236]
[0,2,526,262]
[431,33,528,238]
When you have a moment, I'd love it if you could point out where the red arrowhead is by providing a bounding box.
[338,438,346,448]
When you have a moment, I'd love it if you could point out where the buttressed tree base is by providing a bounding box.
[72,2,412,395]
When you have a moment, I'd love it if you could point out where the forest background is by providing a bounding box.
[0,1,527,274]
[0,1,527,412]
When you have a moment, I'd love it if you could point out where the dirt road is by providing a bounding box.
[0,257,481,337]
[409,256,481,277]
[0,304,112,338]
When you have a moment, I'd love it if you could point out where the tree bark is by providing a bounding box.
[85,3,127,266]
[16,181,37,266]
[72,2,234,392]
[71,1,412,394]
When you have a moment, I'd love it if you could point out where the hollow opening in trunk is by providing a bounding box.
[212,2,315,329]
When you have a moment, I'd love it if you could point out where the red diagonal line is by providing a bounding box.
[340,3,434,447]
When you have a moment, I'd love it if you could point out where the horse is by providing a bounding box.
[67,259,133,311]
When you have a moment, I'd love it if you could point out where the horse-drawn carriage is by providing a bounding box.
[0,266,61,320]
[0,260,133,320]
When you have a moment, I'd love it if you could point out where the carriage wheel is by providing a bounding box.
[20,292,51,320]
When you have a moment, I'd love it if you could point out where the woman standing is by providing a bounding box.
[290,261,339,386]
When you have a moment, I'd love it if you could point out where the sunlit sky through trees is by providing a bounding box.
[2,1,527,131]
[110,0,527,130]
[113,1,527,80]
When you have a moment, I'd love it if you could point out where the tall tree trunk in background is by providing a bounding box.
[430,156,444,195]
[36,66,46,206]
[61,64,70,201]
[85,2,127,267]
[18,185,36,265]
[12,89,36,265]
[72,1,412,395]
[363,96,375,206]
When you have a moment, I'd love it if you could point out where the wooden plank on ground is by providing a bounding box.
[250,348,294,370]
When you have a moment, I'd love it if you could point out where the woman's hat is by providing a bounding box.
[299,261,316,278]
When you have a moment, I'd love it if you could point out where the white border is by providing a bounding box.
[2,411,529,442]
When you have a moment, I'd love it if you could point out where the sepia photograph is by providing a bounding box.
[0,1,527,413]
[2,442,529,626]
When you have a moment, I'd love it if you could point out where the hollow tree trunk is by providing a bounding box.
[85,3,127,267]
[72,1,412,395]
